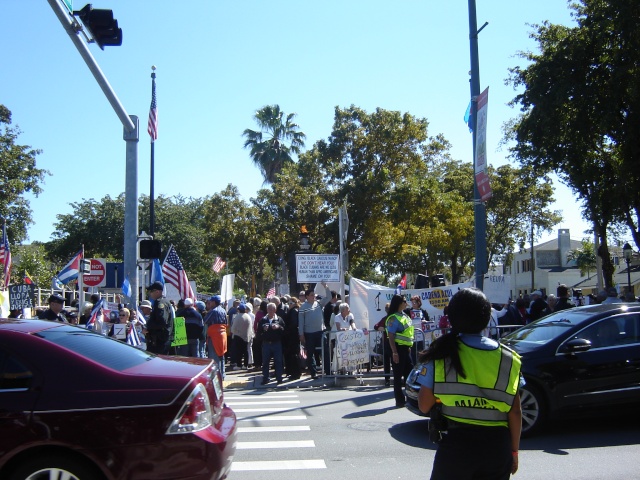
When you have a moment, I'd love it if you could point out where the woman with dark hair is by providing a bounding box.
[416,288,522,479]
[386,294,414,408]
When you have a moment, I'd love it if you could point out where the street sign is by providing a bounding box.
[83,258,107,287]
[62,0,73,14]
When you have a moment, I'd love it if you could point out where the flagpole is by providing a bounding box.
[149,66,157,236]
[79,244,85,306]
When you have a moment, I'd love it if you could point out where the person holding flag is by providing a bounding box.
[86,298,105,334]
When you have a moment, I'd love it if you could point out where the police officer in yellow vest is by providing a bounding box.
[386,293,415,408]
[417,288,522,479]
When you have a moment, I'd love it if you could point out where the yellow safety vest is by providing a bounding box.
[434,341,521,428]
[386,313,414,347]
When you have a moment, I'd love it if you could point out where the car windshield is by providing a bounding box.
[501,310,593,351]
[36,325,153,371]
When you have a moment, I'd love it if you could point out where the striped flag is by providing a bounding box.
[86,299,104,331]
[57,250,83,285]
[136,305,147,327]
[24,271,34,285]
[212,256,226,273]
[147,72,158,141]
[162,245,195,300]
[0,222,11,289]
[267,286,276,298]
[126,324,141,347]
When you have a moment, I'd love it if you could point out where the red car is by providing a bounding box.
[0,318,237,480]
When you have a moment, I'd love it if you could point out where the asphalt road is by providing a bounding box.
[225,383,640,480]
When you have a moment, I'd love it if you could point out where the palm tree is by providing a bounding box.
[243,105,306,184]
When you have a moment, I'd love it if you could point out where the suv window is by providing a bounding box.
[0,348,33,390]
[36,325,152,371]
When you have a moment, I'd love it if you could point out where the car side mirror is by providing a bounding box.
[561,338,592,354]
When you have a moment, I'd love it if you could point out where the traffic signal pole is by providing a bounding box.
[468,0,487,291]
[47,0,139,307]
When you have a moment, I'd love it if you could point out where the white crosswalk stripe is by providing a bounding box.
[229,391,327,473]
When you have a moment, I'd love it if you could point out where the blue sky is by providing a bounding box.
[2,0,591,247]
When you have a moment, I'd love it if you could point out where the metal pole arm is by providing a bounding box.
[47,0,135,132]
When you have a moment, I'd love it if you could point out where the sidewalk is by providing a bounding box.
[222,366,388,390]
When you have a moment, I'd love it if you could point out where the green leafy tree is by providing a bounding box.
[505,0,640,287]
[243,105,306,184]
[13,243,54,288]
[567,239,597,277]
[48,195,126,262]
[0,105,49,242]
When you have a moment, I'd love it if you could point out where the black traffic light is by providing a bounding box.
[139,240,162,259]
[74,4,122,49]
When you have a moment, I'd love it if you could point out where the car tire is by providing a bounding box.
[8,454,102,480]
[520,384,547,437]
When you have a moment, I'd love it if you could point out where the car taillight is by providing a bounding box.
[166,384,213,435]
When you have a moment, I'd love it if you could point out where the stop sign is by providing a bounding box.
[83,258,106,287]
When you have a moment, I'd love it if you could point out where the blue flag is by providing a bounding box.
[122,275,132,298]
[464,100,473,132]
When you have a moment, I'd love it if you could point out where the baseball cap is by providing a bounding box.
[208,295,221,303]
[237,303,246,312]
[195,301,206,312]
[184,298,194,307]
[146,281,164,292]
[48,294,65,304]
[531,290,542,296]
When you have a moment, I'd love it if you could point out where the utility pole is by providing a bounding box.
[47,0,139,307]
[468,0,488,291]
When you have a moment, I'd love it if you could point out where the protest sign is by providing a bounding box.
[296,254,340,283]
[9,284,35,310]
[334,329,369,369]
[171,317,188,346]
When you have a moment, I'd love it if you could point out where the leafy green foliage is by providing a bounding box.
[0,105,48,243]
[506,0,640,286]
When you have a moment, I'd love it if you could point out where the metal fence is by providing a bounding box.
[316,324,526,385]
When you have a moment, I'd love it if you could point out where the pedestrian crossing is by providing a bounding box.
[226,390,327,473]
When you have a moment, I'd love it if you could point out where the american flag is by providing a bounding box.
[147,73,158,141]
[162,245,195,300]
[212,256,226,273]
[267,286,276,298]
[0,222,11,290]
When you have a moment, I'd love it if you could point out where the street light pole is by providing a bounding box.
[47,0,139,307]
[468,0,488,291]
[623,243,632,294]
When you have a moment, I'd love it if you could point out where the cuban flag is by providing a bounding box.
[126,324,141,347]
[395,274,407,294]
[86,299,104,331]
[57,250,83,285]
[136,304,148,327]
[121,274,132,298]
